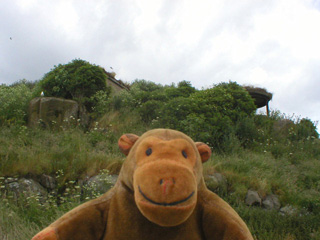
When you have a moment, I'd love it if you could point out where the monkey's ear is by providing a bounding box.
[195,142,212,163]
[118,134,139,155]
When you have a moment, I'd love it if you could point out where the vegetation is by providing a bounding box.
[39,59,111,112]
[0,63,319,239]
[0,80,34,126]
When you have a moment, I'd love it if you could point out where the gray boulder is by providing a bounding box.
[245,190,261,206]
[28,97,80,128]
[39,174,56,190]
[262,194,281,210]
[205,173,228,193]
[83,174,118,198]
[5,178,47,202]
[280,205,298,216]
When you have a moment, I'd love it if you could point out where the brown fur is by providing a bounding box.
[32,129,253,240]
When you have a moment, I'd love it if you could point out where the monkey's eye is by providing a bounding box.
[182,150,188,158]
[146,148,152,156]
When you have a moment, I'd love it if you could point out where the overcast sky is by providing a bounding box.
[1,0,320,126]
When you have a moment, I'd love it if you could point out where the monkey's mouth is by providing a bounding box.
[138,186,195,207]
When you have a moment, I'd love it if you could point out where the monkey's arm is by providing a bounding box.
[200,190,254,240]
[32,190,114,240]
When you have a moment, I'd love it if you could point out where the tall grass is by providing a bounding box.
[203,151,320,239]
[0,196,78,239]
[1,109,320,239]
[0,125,124,179]
[238,205,320,240]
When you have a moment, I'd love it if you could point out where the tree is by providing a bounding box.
[40,59,110,112]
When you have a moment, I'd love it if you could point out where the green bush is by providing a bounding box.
[296,118,319,140]
[40,59,110,112]
[108,79,168,124]
[89,90,112,118]
[130,79,163,92]
[139,100,163,123]
[190,82,256,122]
[125,81,257,152]
[251,111,320,159]
[164,80,196,98]
[109,80,197,125]
[156,97,197,129]
[0,81,33,126]
[235,117,259,148]
[157,81,256,152]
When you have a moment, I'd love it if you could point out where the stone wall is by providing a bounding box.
[0,173,301,216]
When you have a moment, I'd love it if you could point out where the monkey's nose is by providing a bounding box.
[160,178,175,195]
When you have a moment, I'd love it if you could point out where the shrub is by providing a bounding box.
[191,82,256,122]
[109,80,197,125]
[0,81,33,126]
[40,59,110,112]
[129,80,167,105]
[139,100,163,123]
[235,117,259,148]
[296,118,319,140]
[158,81,256,152]
[89,89,112,118]
[130,79,163,92]
[157,97,197,129]
[164,80,196,98]
[109,79,169,124]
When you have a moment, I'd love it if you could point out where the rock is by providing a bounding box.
[40,174,56,190]
[212,173,227,186]
[280,205,298,216]
[206,173,228,193]
[262,194,281,210]
[6,178,47,202]
[108,175,118,185]
[245,190,261,206]
[28,97,80,129]
[1,174,121,203]
[83,174,118,198]
[4,177,19,184]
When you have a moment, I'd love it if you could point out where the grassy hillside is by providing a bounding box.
[1,111,320,239]
[1,80,320,239]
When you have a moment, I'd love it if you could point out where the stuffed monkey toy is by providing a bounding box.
[32,129,253,240]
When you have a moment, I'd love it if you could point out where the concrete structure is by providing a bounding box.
[103,70,129,94]
[28,97,89,128]
[244,86,273,116]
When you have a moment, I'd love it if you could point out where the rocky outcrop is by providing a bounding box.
[1,174,300,216]
[39,174,56,190]
[0,173,118,204]
[3,178,47,202]
[28,97,89,128]
[82,174,118,198]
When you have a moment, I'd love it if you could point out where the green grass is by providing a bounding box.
[204,151,320,206]
[0,197,78,239]
[238,205,320,240]
[1,113,320,240]
[203,151,320,240]
[0,125,124,179]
